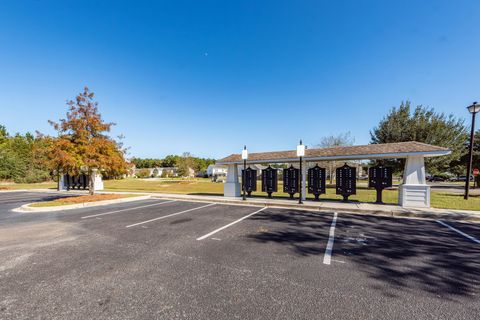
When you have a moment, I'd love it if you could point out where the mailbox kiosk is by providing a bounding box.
[336,163,356,202]
[308,164,326,201]
[262,166,278,198]
[242,167,257,197]
[283,165,299,199]
[63,173,89,191]
[368,165,393,204]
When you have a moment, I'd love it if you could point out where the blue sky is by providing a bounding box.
[1,0,479,159]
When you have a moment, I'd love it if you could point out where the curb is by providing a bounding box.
[146,194,480,223]
[6,189,480,223]
[13,195,152,212]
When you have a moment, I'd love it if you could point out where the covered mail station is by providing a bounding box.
[216,141,451,208]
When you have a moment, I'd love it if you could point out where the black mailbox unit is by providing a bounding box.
[336,163,356,202]
[242,167,257,197]
[283,165,300,199]
[262,166,278,198]
[368,165,393,204]
[308,164,326,201]
[64,173,89,191]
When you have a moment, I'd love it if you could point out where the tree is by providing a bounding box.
[370,101,467,174]
[48,87,127,194]
[316,132,355,183]
[162,155,181,167]
[454,129,480,177]
[0,126,51,183]
[136,168,152,178]
[177,152,195,177]
[193,157,215,173]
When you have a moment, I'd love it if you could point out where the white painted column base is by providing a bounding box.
[224,164,241,197]
[224,182,241,197]
[399,155,430,208]
[94,174,104,191]
[398,184,430,208]
[59,174,67,191]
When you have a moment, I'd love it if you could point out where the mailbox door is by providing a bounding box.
[308,165,326,194]
[336,164,356,196]
[262,167,278,193]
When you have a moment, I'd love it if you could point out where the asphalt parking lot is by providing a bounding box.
[1,192,479,320]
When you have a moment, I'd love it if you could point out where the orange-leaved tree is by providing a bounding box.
[48,87,127,194]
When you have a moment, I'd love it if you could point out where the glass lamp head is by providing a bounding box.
[241,145,248,160]
[467,102,480,114]
[297,140,305,157]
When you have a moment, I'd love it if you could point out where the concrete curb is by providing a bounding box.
[13,195,152,213]
[6,189,480,223]
[144,194,480,223]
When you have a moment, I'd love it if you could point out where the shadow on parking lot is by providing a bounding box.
[246,209,331,256]
[335,216,480,298]
[0,194,73,205]
[246,210,480,298]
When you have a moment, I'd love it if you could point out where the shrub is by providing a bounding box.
[136,169,151,178]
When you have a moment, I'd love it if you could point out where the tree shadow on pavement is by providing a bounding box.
[246,209,480,299]
[335,215,480,299]
[246,209,332,256]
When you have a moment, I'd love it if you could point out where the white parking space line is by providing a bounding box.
[323,212,338,265]
[126,203,215,228]
[81,200,176,219]
[196,207,266,241]
[437,220,480,244]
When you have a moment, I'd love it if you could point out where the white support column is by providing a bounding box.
[59,174,67,191]
[93,170,104,191]
[224,164,241,197]
[301,160,307,201]
[398,156,430,208]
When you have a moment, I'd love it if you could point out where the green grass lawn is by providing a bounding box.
[0,181,57,190]
[104,178,224,195]
[103,178,480,211]
[2,178,478,211]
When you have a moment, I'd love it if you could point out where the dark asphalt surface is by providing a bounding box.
[0,191,479,320]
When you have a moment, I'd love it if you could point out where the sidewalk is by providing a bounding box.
[7,189,480,222]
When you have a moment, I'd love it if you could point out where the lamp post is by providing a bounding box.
[242,145,248,201]
[297,140,305,204]
[465,102,480,200]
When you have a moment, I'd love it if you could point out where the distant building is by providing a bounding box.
[124,161,136,178]
[237,164,267,177]
[207,164,228,177]
[134,167,178,178]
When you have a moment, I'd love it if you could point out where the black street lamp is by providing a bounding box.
[297,140,305,204]
[465,102,480,200]
[242,145,248,201]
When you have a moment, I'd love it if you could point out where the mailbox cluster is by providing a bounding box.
[261,166,278,198]
[248,163,392,203]
[308,165,326,200]
[63,174,89,190]
[241,167,257,196]
[336,163,357,201]
[258,164,327,200]
[368,165,393,204]
[283,165,300,199]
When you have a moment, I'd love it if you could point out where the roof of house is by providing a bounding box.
[216,141,450,164]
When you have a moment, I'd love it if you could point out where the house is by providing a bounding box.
[154,167,178,177]
[207,164,228,177]
[134,167,178,178]
[236,164,268,177]
[124,161,136,178]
